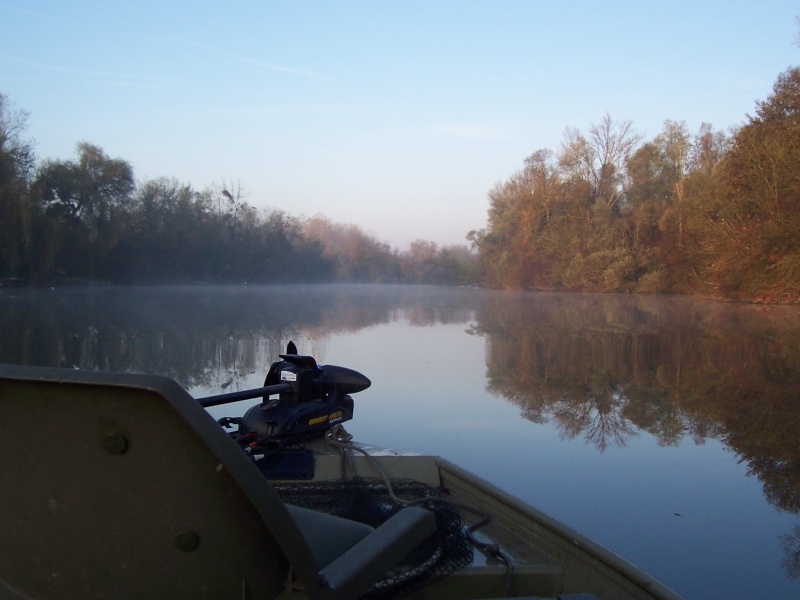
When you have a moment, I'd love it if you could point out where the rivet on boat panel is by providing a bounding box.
[175,531,200,552]
[101,432,128,455]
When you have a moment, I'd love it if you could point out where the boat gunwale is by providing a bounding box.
[434,457,685,600]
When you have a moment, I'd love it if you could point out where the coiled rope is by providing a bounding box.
[325,424,515,596]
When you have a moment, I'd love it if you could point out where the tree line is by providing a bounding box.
[469,66,800,302]
[0,99,477,286]
[4,66,799,299]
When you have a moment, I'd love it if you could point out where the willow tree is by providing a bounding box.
[36,142,134,231]
[34,142,135,279]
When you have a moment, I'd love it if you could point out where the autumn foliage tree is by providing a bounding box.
[700,67,800,300]
[471,67,800,302]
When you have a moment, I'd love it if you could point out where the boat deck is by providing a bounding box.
[267,440,681,600]
[269,446,565,598]
[432,509,565,599]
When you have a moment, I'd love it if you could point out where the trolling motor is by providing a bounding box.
[200,341,370,443]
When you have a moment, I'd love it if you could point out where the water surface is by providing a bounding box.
[2,284,799,598]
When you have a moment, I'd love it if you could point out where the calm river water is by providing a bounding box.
[2,284,799,598]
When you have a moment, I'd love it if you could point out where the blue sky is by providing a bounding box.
[1,1,797,249]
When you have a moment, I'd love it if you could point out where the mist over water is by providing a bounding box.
[2,284,799,598]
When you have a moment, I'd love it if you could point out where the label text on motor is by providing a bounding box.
[309,411,343,426]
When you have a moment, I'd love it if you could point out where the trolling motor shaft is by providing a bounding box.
[198,383,291,407]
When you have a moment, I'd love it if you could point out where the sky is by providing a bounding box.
[1,1,798,250]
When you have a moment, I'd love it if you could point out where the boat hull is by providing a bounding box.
[270,442,684,600]
[0,362,683,600]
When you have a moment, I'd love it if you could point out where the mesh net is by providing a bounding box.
[273,477,474,599]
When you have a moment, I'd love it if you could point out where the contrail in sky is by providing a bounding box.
[152,36,324,82]
[0,54,200,87]
[0,3,55,19]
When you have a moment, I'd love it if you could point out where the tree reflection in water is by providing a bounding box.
[3,285,800,581]
[782,525,800,580]
[475,292,800,510]
[549,385,637,451]
[470,291,800,580]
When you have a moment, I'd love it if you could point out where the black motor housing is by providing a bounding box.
[239,394,354,440]
[238,347,369,441]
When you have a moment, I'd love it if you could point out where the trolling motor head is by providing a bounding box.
[238,341,370,442]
